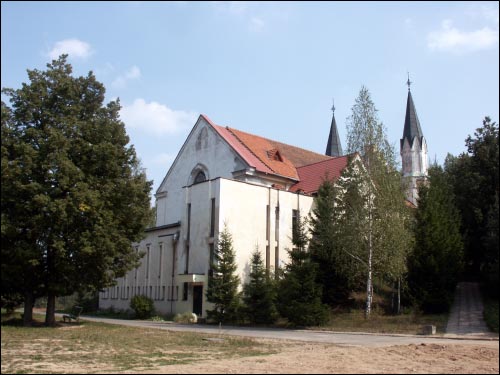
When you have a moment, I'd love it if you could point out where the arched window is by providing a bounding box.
[194,171,207,183]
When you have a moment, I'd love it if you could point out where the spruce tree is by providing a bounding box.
[242,249,278,325]
[206,225,241,324]
[277,215,329,327]
[309,178,358,306]
[408,164,464,313]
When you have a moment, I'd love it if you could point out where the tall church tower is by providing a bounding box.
[325,100,343,157]
[400,76,428,206]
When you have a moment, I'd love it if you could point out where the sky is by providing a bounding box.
[2,1,499,203]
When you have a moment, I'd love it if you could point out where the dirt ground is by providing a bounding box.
[10,338,499,374]
[125,341,499,374]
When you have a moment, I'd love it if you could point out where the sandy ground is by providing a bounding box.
[124,341,499,374]
[6,338,498,374]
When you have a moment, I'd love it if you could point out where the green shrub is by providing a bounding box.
[174,312,198,323]
[130,295,155,319]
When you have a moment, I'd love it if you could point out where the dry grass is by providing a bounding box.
[1,313,277,374]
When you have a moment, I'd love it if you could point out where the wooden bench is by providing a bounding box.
[63,306,83,323]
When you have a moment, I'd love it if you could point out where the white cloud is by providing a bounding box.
[428,19,499,53]
[48,39,93,60]
[121,99,197,135]
[112,66,141,89]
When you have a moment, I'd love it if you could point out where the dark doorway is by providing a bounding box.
[192,285,203,317]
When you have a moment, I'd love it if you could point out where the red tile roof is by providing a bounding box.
[203,114,349,190]
[290,156,350,195]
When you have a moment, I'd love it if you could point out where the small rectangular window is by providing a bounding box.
[183,282,188,301]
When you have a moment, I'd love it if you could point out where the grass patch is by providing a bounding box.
[311,308,449,335]
[1,314,277,374]
[483,297,499,333]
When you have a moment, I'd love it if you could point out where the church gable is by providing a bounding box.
[157,115,247,194]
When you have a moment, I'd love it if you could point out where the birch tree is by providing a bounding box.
[339,86,414,318]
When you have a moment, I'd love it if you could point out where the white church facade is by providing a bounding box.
[99,113,349,317]
[99,83,428,318]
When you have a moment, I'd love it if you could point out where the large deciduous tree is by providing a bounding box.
[339,86,413,318]
[1,56,153,325]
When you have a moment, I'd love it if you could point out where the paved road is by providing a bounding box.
[76,315,498,348]
[56,280,498,348]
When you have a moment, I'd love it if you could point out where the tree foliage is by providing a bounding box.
[309,177,360,306]
[1,56,153,325]
[277,215,329,327]
[408,164,464,313]
[339,86,414,318]
[444,117,499,290]
[206,225,241,324]
[242,249,278,325]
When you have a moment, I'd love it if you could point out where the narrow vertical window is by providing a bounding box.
[134,246,139,281]
[146,245,150,280]
[158,243,163,280]
[183,282,188,301]
[275,206,280,241]
[210,198,216,237]
[209,243,215,273]
[185,204,191,274]
[266,205,270,270]
[292,209,298,243]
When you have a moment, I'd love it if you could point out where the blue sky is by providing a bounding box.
[2,1,499,201]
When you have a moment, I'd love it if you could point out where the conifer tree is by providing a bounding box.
[1,56,153,325]
[309,177,358,306]
[408,164,464,313]
[277,215,329,327]
[206,225,241,324]
[242,248,278,325]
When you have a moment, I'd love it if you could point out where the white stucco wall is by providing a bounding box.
[99,178,314,318]
[155,117,247,227]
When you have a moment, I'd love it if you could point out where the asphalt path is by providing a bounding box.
[73,315,498,348]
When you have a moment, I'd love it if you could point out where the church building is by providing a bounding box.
[99,83,428,318]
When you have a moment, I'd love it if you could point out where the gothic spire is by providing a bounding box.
[401,80,423,149]
[325,99,343,157]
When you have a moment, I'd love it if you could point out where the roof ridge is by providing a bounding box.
[225,126,277,174]
[297,153,352,169]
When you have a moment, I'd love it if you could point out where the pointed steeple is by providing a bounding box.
[400,75,429,207]
[325,100,343,157]
[401,75,424,149]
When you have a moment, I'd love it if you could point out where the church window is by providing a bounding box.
[194,171,207,183]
